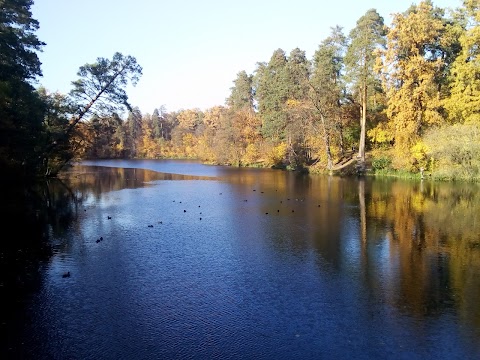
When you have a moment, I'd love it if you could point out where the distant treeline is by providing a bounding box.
[2,1,480,181]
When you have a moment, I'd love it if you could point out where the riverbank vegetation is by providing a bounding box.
[2,0,480,182]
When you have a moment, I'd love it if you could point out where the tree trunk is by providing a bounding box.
[320,113,333,170]
[358,82,367,162]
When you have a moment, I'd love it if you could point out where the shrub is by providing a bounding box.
[372,156,392,171]
[423,124,480,181]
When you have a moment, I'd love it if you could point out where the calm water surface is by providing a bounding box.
[2,159,480,359]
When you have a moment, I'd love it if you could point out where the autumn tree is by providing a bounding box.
[376,1,449,168]
[176,109,202,131]
[444,0,480,124]
[345,9,386,164]
[226,72,262,164]
[209,108,243,165]
[169,109,203,158]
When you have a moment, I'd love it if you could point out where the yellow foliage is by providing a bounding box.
[265,142,287,167]
[444,15,480,125]
[137,127,162,158]
[410,192,425,213]
[182,133,195,147]
[367,123,393,144]
[181,133,198,158]
[233,109,261,143]
[378,1,447,157]
[203,106,226,130]
[410,141,429,166]
[241,143,260,165]
[305,134,324,154]
[285,99,301,108]
[177,109,201,130]
[196,136,216,162]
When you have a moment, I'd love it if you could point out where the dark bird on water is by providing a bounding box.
[62,271,70,278]
[107,216,111,219]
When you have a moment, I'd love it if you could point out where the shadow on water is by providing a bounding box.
[0,165,206,357]
[0,178,58,357]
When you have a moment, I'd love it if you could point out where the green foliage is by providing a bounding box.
[345,9,386,161]
[70,52,142,118]
[372,156,392,171]
[0,0,45,81]
[36,88,78,173]
[227,71,254,112]
[0,79,45,176]
[309,26,347,169]
[0,0,46,179]
[285,48,310,101]
[253,49,290,140]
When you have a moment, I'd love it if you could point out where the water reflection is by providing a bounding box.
[366,179,480,327]
[2,161,480,358]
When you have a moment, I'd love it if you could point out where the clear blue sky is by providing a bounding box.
[31,0,460,115]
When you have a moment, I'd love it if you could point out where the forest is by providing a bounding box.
[1,0,480,182]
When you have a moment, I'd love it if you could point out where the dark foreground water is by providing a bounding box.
[1,159,480,359]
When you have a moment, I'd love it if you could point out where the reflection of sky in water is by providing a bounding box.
[340,216,362,270]
[80,158,223,178]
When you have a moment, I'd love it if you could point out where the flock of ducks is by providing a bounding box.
[63,187,321,278]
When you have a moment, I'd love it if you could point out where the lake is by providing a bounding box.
[1,159,480,359]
